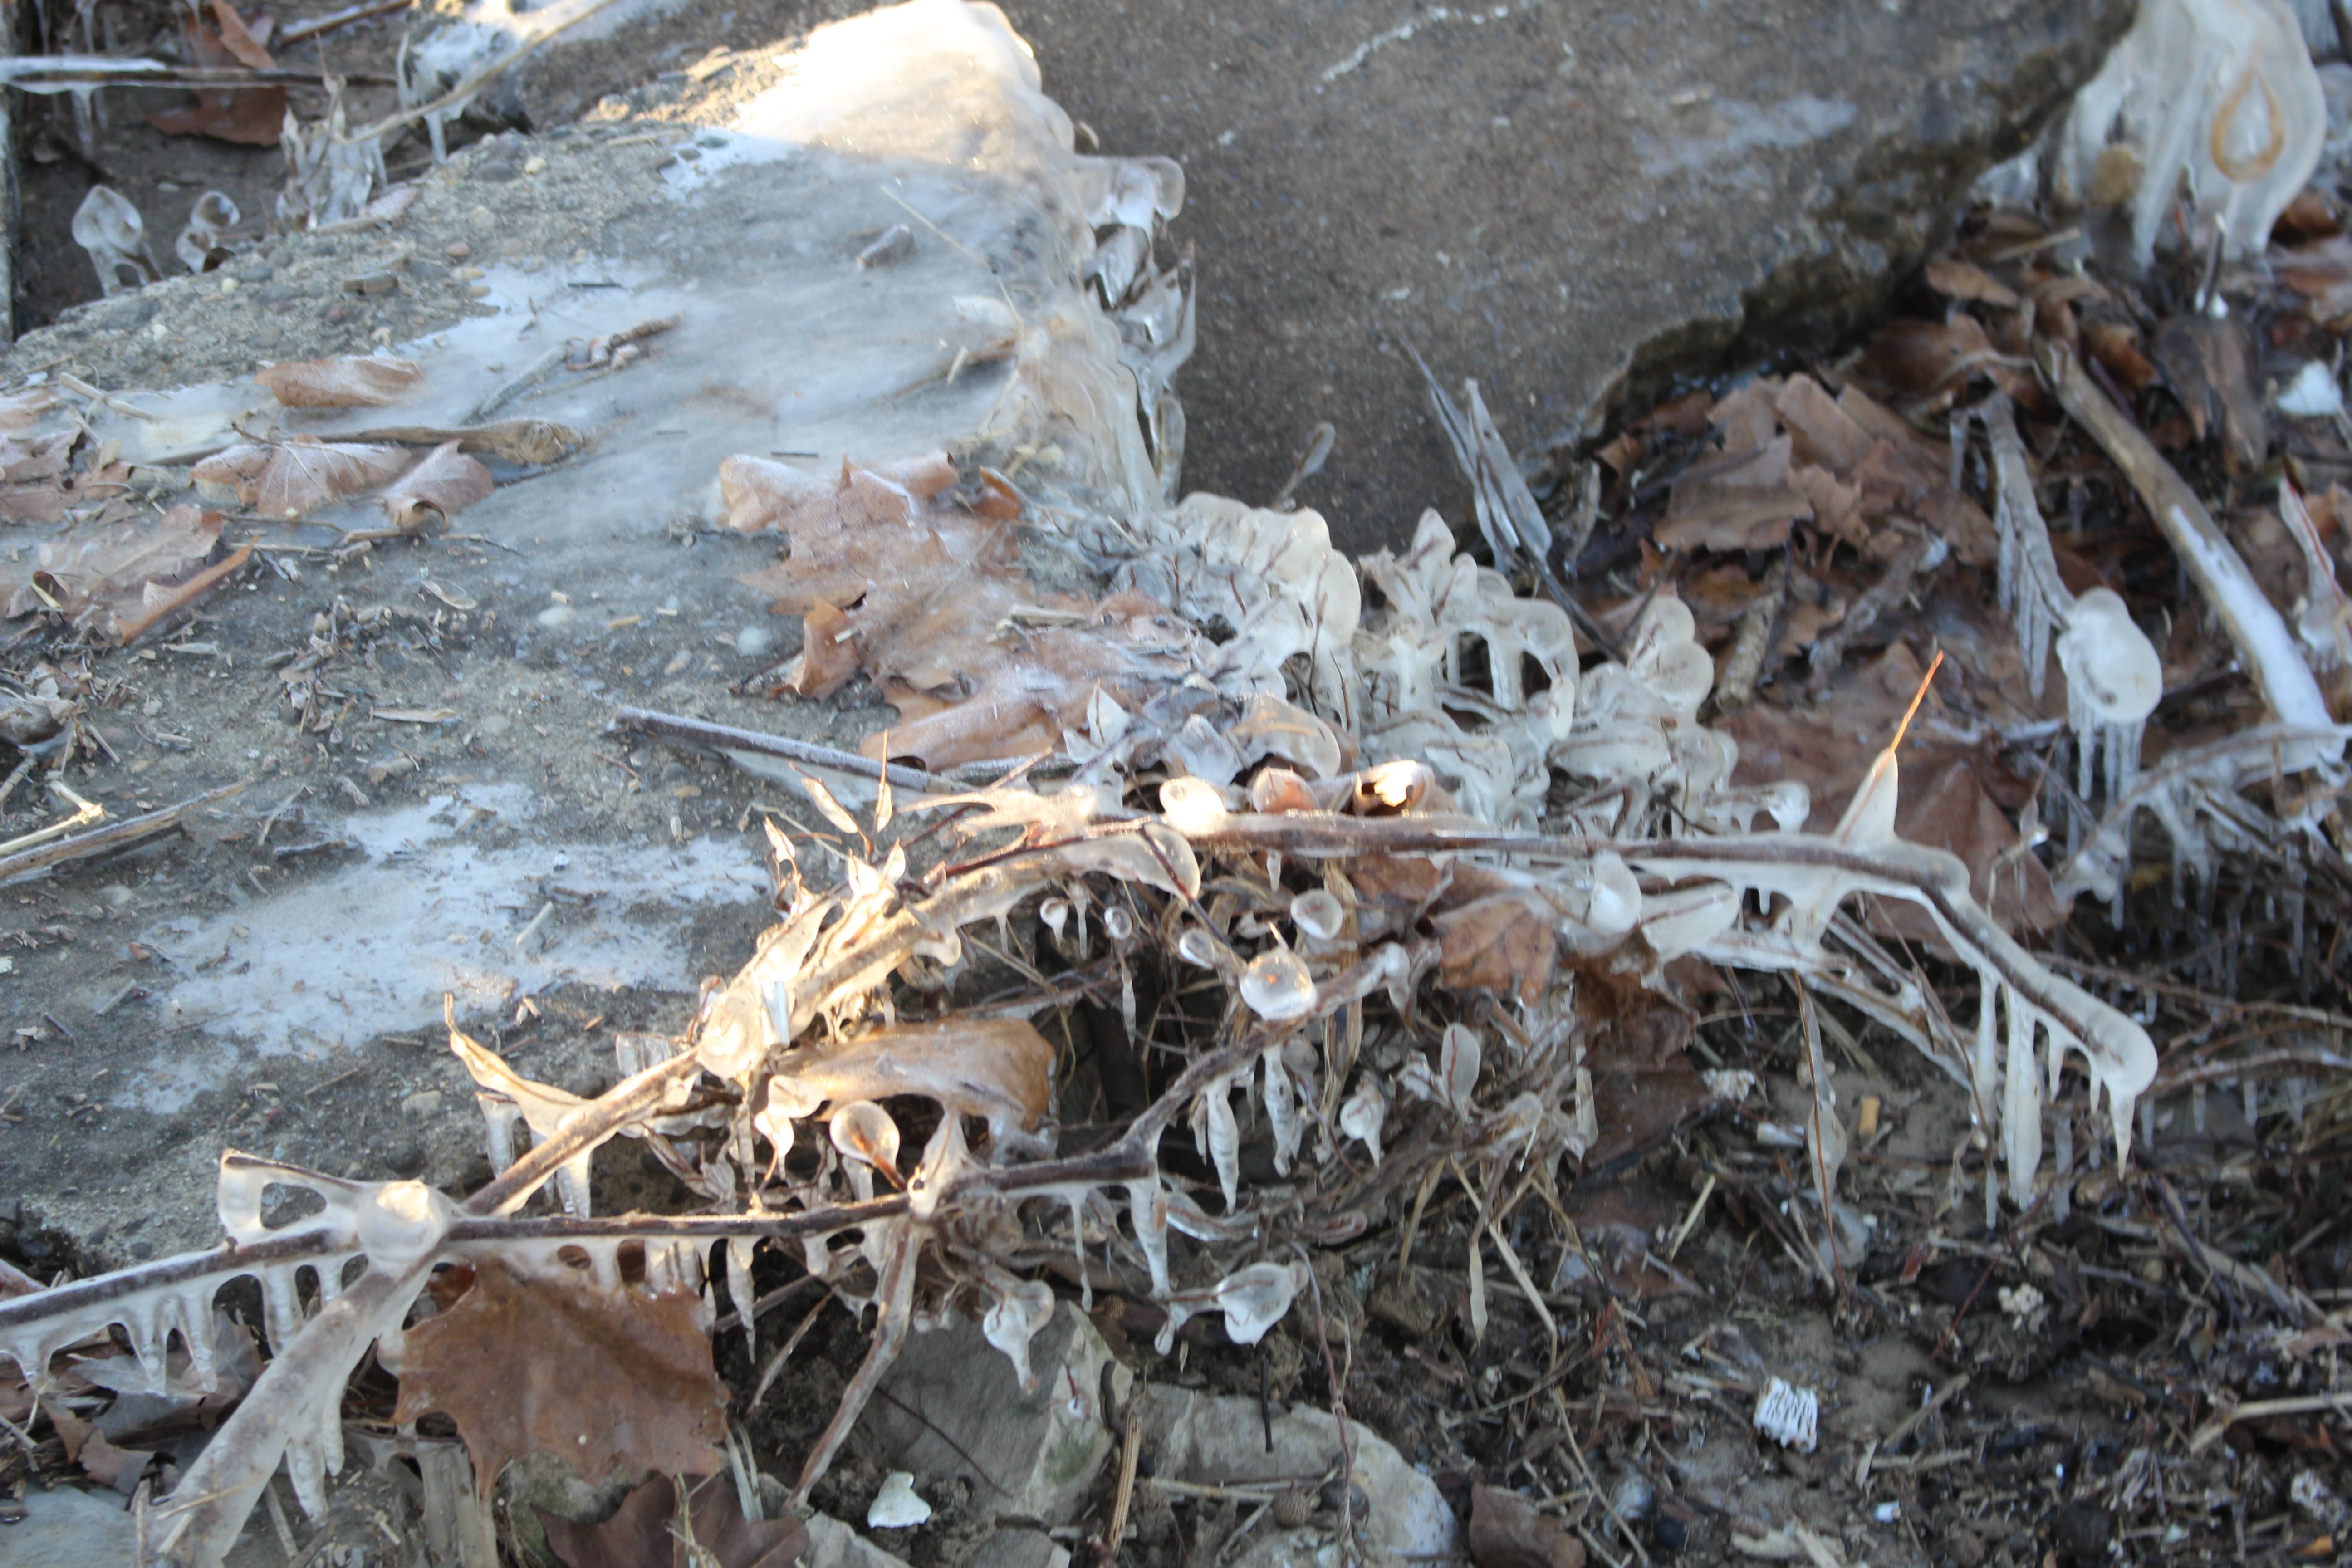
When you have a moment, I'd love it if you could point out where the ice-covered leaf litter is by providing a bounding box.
[1,0,2351,1560]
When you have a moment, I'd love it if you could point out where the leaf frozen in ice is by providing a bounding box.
[257,355,427,410]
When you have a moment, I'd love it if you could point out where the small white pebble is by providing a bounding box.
[735,625,775,657]
[2277,360,2344,418]
[867,1472,930,1529]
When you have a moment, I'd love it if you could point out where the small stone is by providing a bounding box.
[523,155,548,175]
[401,1090,444,1118]
[734,625,775,657]
[452,266,485,282]
[537,604,577,628]
[446,241,472,260]
[387,1143,427,1178]
[866,1472,930,1529]
[342,272,401,296]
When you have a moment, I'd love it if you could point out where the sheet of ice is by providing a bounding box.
[99,0,1177,530]
[133,787,766,1114]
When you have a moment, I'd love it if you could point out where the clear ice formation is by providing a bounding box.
[1983,395,2161,808]
[2057,0,2324,264]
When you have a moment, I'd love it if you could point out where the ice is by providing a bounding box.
[2057,0,2325,264]
[135,788,767,1115]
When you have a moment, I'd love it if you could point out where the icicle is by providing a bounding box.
[2002,995,2043,1209]
[1261,1045,1302,1175]
[1067,1194,1092,1312]
[1973,972,2001,1140]
[1126,1178,1172,1297]
[727,1239,758,1361]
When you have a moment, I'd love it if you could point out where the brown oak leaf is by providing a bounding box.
[193,437,414,518]
[1469,1485,1586,1568]
[392,1257,727,1494]
[257,354,427,409]
[1431,891,1556,1006]
[149,4,284,145]
[377,441,495,531]
[540,1474,807,1568]
[727,453,1205,769]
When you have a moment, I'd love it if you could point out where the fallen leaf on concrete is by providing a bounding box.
[194,436,413,518]
[0,387,58,433]
[729,453,1204,768]
[1470,1485,1586,1568]
[0,505,245,642]
[392,1256,727,1493]
[257,354,426,409]
[377,441,493,531]
[148,5,286,146]
[1432,891,1556,1005]
[540,1474,808,1568]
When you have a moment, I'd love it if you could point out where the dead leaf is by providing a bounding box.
[1923,256,2020,309]
[0,505,235,640]
[194,436,414,518]
[2280,234,2352,320]
[207,0,275,68]
[1789,464,1867,548]
[1432,892,1556,1006]
[1470,1486,1586,1568]
[257,354,426,409]
[776,598,858,699]
[1853,313,2003,397]
[2152,314,2266,470]
[767,1017,1054,1142]
[1720,705,2063,936]
[377,441,493,531]
[1773,375,1875,474]
[392,1256,727,1494]
[1658,435,1811,552]
[0,387,58,433]
[1577,971,1710,1167]
[2082,321,2161,394]
[78,1427,156,1494]
[728,454,1205,769]
[1848,438,1998,566]
[540,1474,808,1568]
[1705,379,1783,456]
[148,9,284,145]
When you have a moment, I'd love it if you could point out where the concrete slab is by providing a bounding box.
[486,0,2131,550]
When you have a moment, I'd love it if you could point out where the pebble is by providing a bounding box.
[523,155,548,175]
[446,240,472,260]
[537,604,577,628]
[734,625,774,657]
[402,1090,443,1118]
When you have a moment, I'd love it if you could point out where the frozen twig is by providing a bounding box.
[2043,341,2338,757]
